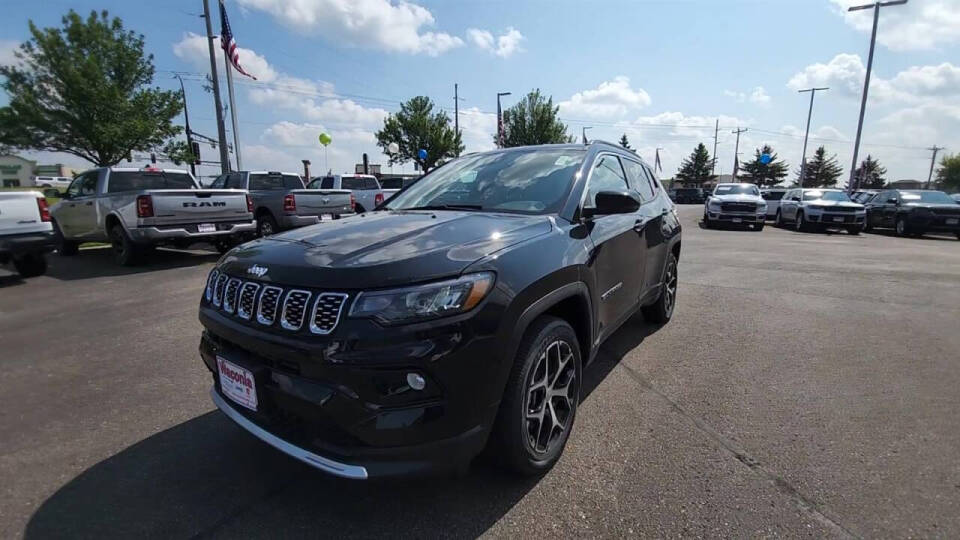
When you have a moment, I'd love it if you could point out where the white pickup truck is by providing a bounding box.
[50,167,256,265]
[0,191,56,277]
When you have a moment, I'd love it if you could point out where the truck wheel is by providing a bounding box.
[895,216,909,237]
[109,224,145,266]
[642,251,678,324]
[774,210,783,227]
[214,239,233,254]
[257,214,278,237]
[702,210,712,228]
[490,316,581,476]
[795,211,808,232]
[13,253,47,277]
[846,226,861,236]
[53,220,79,256]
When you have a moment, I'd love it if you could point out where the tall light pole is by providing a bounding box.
[582,126,592,144]
[174,74,197,178]
[711,119,719,176]
[201,0,229,173]
[731,127,747,180]
[797,87,829,190]
[496,91,511,148]
[846,0,908,191]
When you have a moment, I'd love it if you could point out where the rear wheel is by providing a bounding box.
[490,316,581,476]
[53,220,79,256]
[109,224,145,266]
[795,211,807,232]
[13,253,47,277]
[257,213,278,237]
[774,210,783,227]
[642,251,678,324]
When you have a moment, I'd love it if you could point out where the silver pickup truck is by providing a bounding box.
[210,171,353,237]
[307,174,384,213]
[50,167,256,265]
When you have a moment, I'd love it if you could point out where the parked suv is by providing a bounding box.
[307,174,384,213]
[50,167,256,265]
[776,188,865,234]
[864,189,960,239]
[703,183,766,230]
[760,188,788,220]
[210,171,353,237]
[673,187,705,204]
[198,142,681,478]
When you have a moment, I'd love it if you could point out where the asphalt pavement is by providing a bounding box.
[2,206,959,538]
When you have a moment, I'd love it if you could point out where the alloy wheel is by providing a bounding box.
[525,340,577,455]
[896,218,905,236]
[795,212,803,232]
[663,257,677,317]
[260,221,274,236]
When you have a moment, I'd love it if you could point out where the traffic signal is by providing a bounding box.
[191,141,201,165]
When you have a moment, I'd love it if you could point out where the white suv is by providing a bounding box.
[703,183,767,231]
[775,188,865,234]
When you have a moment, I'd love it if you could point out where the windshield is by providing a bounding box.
[804,190,850,202]
[901,191,955,204]
[107,171,196,192]
[762,191,785,201]
[714,184,759,196]
[385,149,584,215]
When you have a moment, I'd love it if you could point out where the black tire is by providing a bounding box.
[490,316,581,476]
[702,210,712,228]
[895,216,909,237]
[795,211,808,232]
[12,253,47,277]
[214,239,233,254]
[109,224,145,266]
[846,227,861,236]
[53,220,79,256]
[642,251,678,324]
[753,222,765,231]
[257,213,278,237]
[956,231,960,241]
[774,210,783,227]
[863,219,873,232]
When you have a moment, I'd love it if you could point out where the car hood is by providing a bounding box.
[217,210,553,289]
[905,203,960,211]
[805,200,864,209]
[710,194,763,203]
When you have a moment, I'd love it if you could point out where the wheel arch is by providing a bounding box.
[511,282,593,367]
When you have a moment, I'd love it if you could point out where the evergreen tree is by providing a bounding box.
[854,155,887,189]
[796,146,843,188]
[675,143,715,185]
[739,144,789,187]
[619,134,631,149]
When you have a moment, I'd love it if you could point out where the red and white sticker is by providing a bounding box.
[217,357,258,411]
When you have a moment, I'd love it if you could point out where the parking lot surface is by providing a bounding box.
[2,205,959,538]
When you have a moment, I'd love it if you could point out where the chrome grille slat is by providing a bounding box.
[205,269,220,302]
[237,282,260,320]
[213,273,229,307]
[257,286,283,325]
[223,278,242,314]
[309,293,348,335]
[281,290,312,331]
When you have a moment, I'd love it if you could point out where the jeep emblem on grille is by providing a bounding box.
[247,265,268,278]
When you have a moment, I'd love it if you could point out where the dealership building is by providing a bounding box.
[0,154,78,187]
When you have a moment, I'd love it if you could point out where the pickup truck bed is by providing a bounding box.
[0,191,55,277]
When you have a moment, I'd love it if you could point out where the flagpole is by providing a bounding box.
[222,47,243,171]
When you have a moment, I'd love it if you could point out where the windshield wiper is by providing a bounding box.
[398,204,485,211]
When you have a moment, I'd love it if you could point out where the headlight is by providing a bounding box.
[805,205,824,213]
[349,272,495,324]
[757,203,767,212]
[708,200,720,209]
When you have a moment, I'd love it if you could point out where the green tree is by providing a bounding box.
[936,153,960,191]
[739,144,789,187]
[619,134,631,149]
[854,155,887,189]
[499,89,573,147]
[375,96,463,173]
[796,145,843,188]
[675,143,715,185]
[162,140,197,167]
[0,10,183,166]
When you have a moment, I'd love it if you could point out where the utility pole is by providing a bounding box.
[496,91,511,148]
[582,126,592,144]
[797,87,829,191]
[731,127,747,180]
[174,74,197,177]
[846,0,908,191]
[202,0,229,173]
[925,145,944,189]
[454,84,464,156]
[711,119,719,177]
[223,50,243,171]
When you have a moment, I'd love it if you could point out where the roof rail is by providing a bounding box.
[588,139,624,150]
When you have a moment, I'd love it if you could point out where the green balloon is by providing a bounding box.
[318,133,332,146]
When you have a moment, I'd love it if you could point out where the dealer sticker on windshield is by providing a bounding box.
[217,356,258,411]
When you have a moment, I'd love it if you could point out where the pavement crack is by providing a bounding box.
[610,355,860,539]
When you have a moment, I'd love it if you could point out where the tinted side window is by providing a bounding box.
[321,177,334,189]
[622,159,654,201]
[225,174,246,189]
[284,175,304,189]
[365,177,380,190]
[763,191,785,201]
[210,175,227,189]
[79,173,98,196]
[585,155,628,208]
[249,174,283,190]
[342,177,363,190]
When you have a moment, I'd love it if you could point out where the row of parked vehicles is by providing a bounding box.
[699,182,960,238]
[0,167,396,275]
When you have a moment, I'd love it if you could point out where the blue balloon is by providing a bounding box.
[418,148,428,160]
[760,153,772,165]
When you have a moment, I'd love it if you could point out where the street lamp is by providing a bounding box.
[496,92,511,147]
[846,0,908,191]
[797,87,828,191]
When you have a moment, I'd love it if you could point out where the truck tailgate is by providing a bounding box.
[290,189,352,216]
[147,189,251,224]
[0,192,48,235]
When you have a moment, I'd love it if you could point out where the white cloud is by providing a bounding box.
[830,0,960,51]
[172,32,278,81]
[0,40,19,66]
[457,107,497,153]
[784,53,949,104]
[559,76,652,119]
[889,63,960,97]
[787,53,866,97]
[235,0,464,56]
[724,86,771,106]
[467,27,524,58]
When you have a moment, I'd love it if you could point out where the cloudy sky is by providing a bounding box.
[2,0,958,184]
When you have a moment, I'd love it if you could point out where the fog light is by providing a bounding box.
[406,373,426,391]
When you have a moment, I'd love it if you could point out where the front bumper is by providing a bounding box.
[806,212,865,226]
[129,221,256,243]
[0,230,56,257]
[907,213,960,232]
[706,211,765,223]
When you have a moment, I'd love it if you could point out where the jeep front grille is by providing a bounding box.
[213,273,229,307]
[281,290,312,331]
[310,293,348,335]
[223,278,242,314]
[205,270,220,302]
[257,286,283,325]
[237,282,260,320]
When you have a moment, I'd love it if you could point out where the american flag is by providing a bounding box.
[219,0,257,80]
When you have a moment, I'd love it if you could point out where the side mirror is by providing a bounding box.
[586,190,641,218]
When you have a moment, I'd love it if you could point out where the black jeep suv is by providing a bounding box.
[198,142,682,479]
[864,189,960,238]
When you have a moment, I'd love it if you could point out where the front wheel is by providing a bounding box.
[795,211,808,232]
[13,253,47,277]
[642,251,678,324]
[774,210,783,227]
[490,316,581,476]
[895,216,909,237]
[702,210,711,228]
